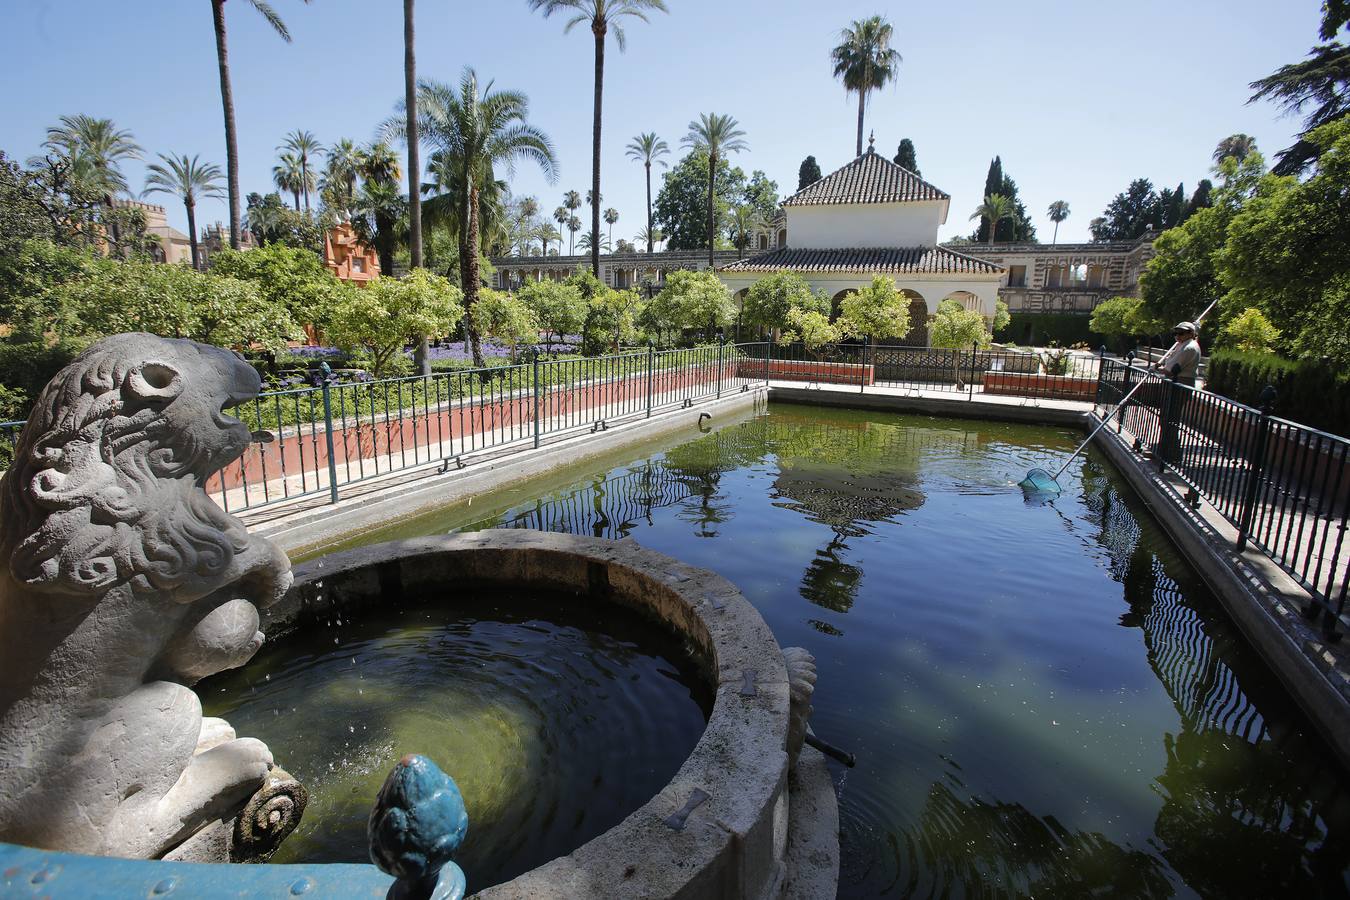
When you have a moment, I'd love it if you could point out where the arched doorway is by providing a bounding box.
[733,288,749,340]
[830,289,854,322]
[897,290,929,347]
[776,228,787,248]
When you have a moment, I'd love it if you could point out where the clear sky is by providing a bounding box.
[0,0,1324,245]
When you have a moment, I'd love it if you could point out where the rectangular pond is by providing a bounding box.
[315,402,1350,898]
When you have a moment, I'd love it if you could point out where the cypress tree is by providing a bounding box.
[893,138,919,175]
[974,157,1004,242]
[1185,179,1213,219]
[797,155,822,191]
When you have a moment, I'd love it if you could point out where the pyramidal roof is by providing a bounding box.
[783,147,949,207]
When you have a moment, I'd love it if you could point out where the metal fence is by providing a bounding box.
[739,341,1101,401]
[202,342,765,514]
[1097,356,1349,638]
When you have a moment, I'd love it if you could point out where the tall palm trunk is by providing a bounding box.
[855,89,866,157]
[463,180,485,369]
[644,160,653,255]
[185,198,200,270]
[706,151,716,267]
[1052,221,1059,245]
[590,26,605,279]
[211,0,241,250]
[302,158,310,210]
[987,220,996,245]
[405,0,429,375]
[292,190,300,211]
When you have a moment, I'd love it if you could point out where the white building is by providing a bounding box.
[718,142,1003,346]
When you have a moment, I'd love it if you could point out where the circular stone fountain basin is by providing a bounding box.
[246,531,792,899]
[201,584,712,887]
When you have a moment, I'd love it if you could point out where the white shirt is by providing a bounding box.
[1157,338,1201,382]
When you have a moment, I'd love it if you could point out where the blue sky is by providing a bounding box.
[0,0,1324,244]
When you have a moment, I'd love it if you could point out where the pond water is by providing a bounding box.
[201,589,711,888]
[294,403,1350,898]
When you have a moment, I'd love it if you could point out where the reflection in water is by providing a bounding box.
[343,405,1350,897]
[201,591,709,890]
[906,782,1172,899]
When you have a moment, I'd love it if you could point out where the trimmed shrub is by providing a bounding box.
[1206,349,1350,437]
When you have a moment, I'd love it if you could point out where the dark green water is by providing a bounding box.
[248,403,1350,897]
[201,589,711,889]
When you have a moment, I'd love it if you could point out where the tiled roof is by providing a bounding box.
[720,246,1003,275]
[783,149,949,207]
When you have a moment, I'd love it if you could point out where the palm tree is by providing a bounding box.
[625,131,669,257]
[273,152,304,210]
[636,225,662,253]
[970,193,1017,246]
[603,207,619,246]
[683,112,748,267]
[567,215,583,253]
[42,114,142,195]
[578,231,611,253]
[728,204,763,259]
[386,69,557,367]
[280,129,323,210]
[322,138,365,211]
[1047,200,1070,245]
[361,141,401,186]
[831,16,902,158]
[539,222,562,256]
[563,190,582,253]
[553,205,570,253]
[211,0,310,249]
[1213,133,1257,164]
[527,0,669,280]
[142,153,225,270]
[352,178,406,277]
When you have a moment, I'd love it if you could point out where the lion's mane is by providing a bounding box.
[0,334,259,598]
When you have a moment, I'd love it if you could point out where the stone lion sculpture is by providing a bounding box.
[0,333,293,859]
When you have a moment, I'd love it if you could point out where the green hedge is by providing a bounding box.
[0,340,90,407]
[1005,313,1109,349]
[1206,349,1350,438]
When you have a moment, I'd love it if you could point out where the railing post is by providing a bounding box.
[968,342,978,399]
[716,336,725,399]
[532,351,542,448]
[1235,385,1278,553]
[1117,352,1135,433]
[319,364,340,505]
[1157,365,1181,473]
[646,341,655,418]
[1094,345,1107,408]
[764,340,771,387]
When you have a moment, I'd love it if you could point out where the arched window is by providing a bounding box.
[758,234,768,251]
[776,228,787,248]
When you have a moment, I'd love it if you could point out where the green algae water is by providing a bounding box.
[253,403,1350,897]
[201,589,711,889]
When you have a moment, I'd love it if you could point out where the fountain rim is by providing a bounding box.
[268,529,792,899]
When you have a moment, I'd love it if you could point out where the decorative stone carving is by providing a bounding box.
[783,646,817,771]
[232,767,309,862]
[0,333,295,859]
[369,754,469,900]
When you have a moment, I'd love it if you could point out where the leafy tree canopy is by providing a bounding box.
[643,269,734,345]
[517,279,585,345]
[208,242,344,332]
[1218,119,1350,365]
[472,288,538,360]
[327,270,464,377]
[1222,308,1282,353]
[971,156,1035,242]
[743,271,828,332]
[838,276,911,340]
[930,299,991,349]
[779,307,841,351]
[582,288,644,354]
[654,148,745,250]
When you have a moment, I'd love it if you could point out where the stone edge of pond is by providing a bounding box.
[273,530,827,900]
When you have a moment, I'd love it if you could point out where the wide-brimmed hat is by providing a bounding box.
[1173,321,1197,334]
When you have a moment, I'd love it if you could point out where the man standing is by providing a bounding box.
[1153,321,1202,462]
[1155,321,1202,386]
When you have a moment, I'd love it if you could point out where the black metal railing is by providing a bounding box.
[1097,357,1350,638]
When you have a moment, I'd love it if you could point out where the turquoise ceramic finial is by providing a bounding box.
[368,754,469,900]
